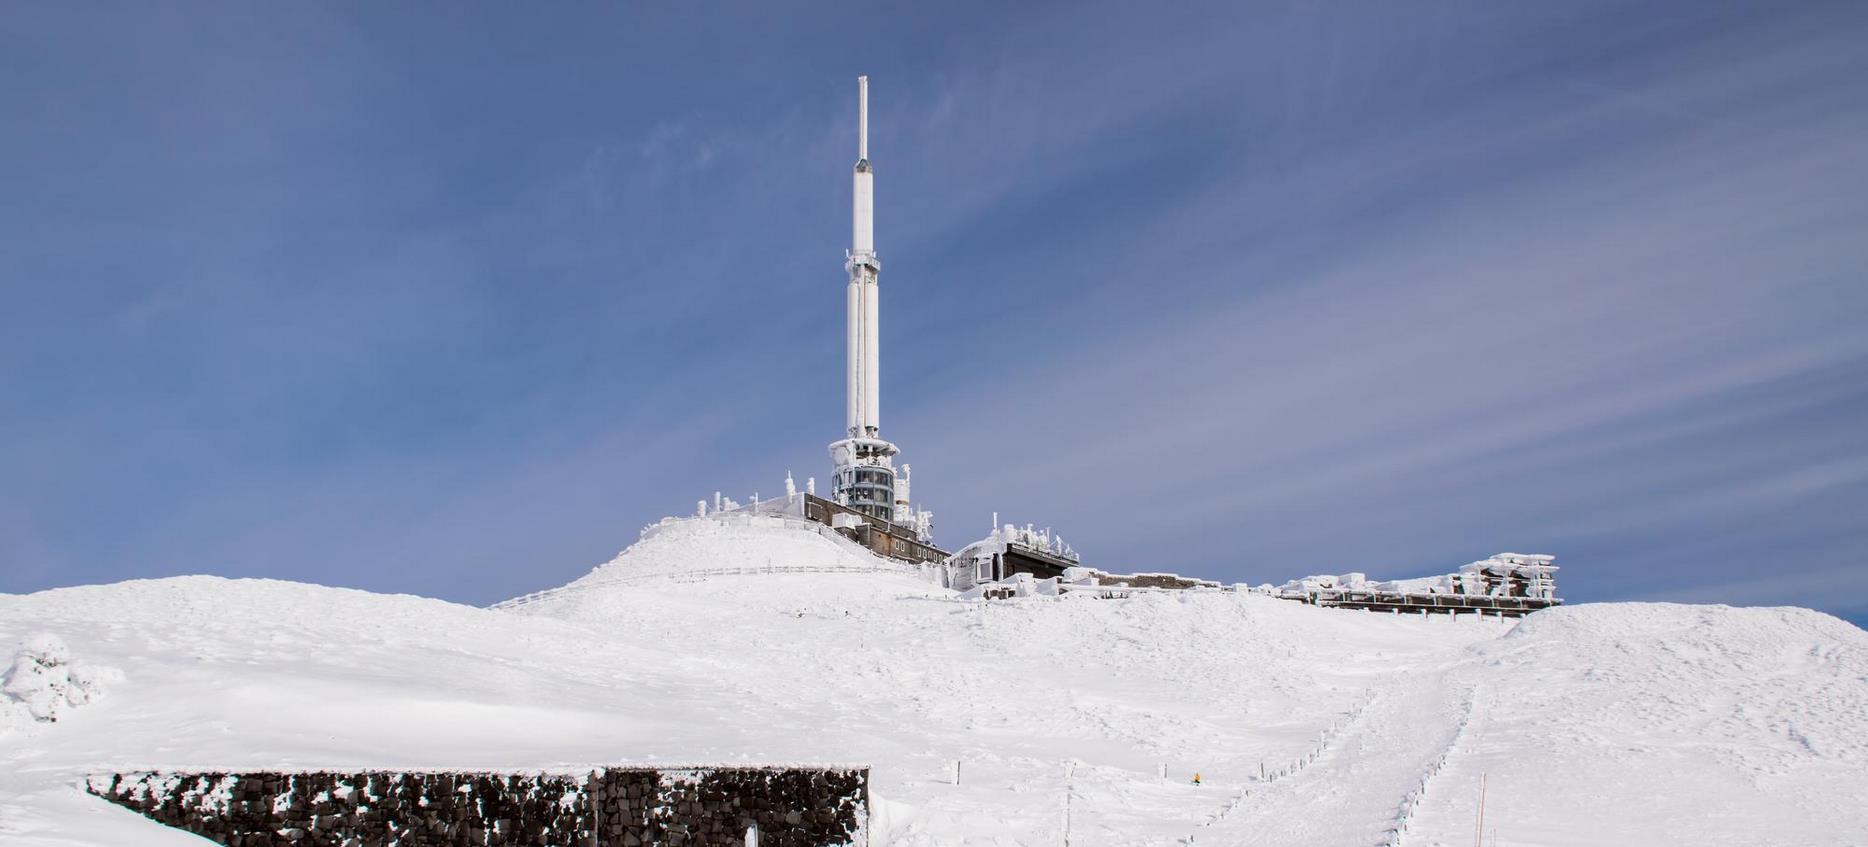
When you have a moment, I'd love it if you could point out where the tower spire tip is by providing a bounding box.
[857,76,869,161]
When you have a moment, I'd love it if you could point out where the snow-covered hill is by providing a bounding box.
[2,515,1864,845]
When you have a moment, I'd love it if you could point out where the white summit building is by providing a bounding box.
[828,75,931,541]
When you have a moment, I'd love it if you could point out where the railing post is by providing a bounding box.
[587,768,602,847]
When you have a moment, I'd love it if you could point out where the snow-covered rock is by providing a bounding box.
[2,633,120,725]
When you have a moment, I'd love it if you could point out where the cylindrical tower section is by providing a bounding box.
[894,463,912,522]
[863,274,880,433]
[846,279,862,435]
[853,169,874,255]
[852,76,875,255]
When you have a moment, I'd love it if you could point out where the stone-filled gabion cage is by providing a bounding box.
[87,765,869,846]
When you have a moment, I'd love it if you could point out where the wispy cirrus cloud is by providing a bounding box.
[2,1,1864,619]
[885,11,1868,611]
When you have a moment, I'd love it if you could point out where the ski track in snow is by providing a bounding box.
[2,515,1866,845]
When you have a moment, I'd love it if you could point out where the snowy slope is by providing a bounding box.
[2,515,1865,846]
[505,513,936,600]
[1410,604,1868,847]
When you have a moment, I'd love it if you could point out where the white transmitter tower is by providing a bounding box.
[829,76,931,542]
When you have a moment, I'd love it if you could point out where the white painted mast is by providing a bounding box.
[848,75,879,438]
[830,75,929,541]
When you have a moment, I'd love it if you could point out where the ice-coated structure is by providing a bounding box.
[825,75,932,542]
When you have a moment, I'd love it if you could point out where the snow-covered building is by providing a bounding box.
[1275,552,1562,617]
[947,521,1080,591]
[945,518,1221,595]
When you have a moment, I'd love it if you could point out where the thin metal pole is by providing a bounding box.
[1474,773,1487,847]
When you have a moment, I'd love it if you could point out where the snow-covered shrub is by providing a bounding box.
[2,633,120,724]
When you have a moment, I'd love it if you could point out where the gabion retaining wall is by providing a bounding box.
[87,766,868,846]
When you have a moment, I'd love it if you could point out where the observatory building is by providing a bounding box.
[827,76,932,541]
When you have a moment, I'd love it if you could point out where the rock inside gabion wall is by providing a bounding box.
[88,766,868,847]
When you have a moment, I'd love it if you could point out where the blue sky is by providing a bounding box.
[4,2,1866,626]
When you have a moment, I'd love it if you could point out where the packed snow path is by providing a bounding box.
[1191,676,1471,847]
[3,516,1866,845]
